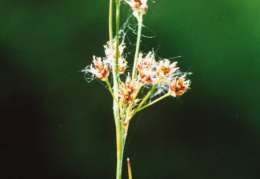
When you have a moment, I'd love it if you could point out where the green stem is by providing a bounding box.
[115,123,124,179]
[110,0,119,126]
[132,13,143,80]
[115,0,121,81]
[109,0,113,42]
[125,78,162,124]
[138,92,171,111]
[115,1,124,179]
[105,79,120,107]
[132,84,143,101]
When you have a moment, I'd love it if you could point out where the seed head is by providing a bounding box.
[104,41,127,74]
[104,41,126,60]
[137,52,155,71]
[90,56,110,81]
[137,52,156,84]
[139,70,154,84]
[125,0,148,18]
[169,75,190,97]
[118,57,128,74]
[119,73,137,105]
[156,59,179,78]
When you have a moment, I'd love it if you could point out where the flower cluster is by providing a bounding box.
[170,75,190,97]
[83,0,191,127]
[83,0,192,177]
[104,41,127,74]
[83,40,190,125]
[89,56,110,81]
[137,52,156,84]
[119,73,137,105]
[125,0,148,18]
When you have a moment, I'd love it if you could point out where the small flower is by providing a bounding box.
[125,0,148,18]
[89,56,110,81]
[104,41,127,73]
[156,59,179,78]
[137,52,155,71]
[169,75,190,97]
[139,70,154,84]
[104,41,125,60]
[118,57,128,74]
[137,52,156,84]
[119,73,137,105]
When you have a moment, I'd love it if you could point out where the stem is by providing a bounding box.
[115,1,124,179]
[110,0,120,130]
[125,78,162,124]
[109,0,118,101]
[116,124,124,179]
[127,158,133,179]
[132,83,143,101]
[132,13,143,80]
[105,79,120,106]
[115,0,121,81]
[109,0,113,42]
[138,92,171,111]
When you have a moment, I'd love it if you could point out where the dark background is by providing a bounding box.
[1,0,260,178]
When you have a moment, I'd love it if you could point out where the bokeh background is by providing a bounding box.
[1,0,260,178]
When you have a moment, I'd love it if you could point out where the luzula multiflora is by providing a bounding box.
[82,0,191,178]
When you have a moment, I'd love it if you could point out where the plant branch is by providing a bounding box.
[138,92,171,111]
[125,78,162,124]
[132,83,143,101]
[105,79,120,107]
[132,13,143,80]
[114,2,124,179]
[109,0,113,42]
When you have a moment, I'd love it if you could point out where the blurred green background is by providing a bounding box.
[1,0,260,178]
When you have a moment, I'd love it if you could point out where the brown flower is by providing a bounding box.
[119,74,137,105]
[90,56,110,81]
[156,59,179,78]
[169,75,190,97]
[118,57,127,74]
[104,41,125,60]
[139,70,154,84]
[125,0,148,17]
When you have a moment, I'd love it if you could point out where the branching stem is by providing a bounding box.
[105,79,120,106]
[125,78,162,124]
[114,1,124,179]
[139,92,172,111]
[132,13,143,80]
[132,83,143,101]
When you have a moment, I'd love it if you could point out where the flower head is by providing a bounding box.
[119,73,137,105]
[169,75,190,97]
[137,52,155,71]
[139,70,154,84]
[104,41,125,60]
[89,56,110,81]
[156,59,179,78]
[118,58,128,74]
[137,52,156,84]
[125,0,148,18]
[104,41,127,74]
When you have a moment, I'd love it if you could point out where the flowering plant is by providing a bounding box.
[83,0,191,178]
